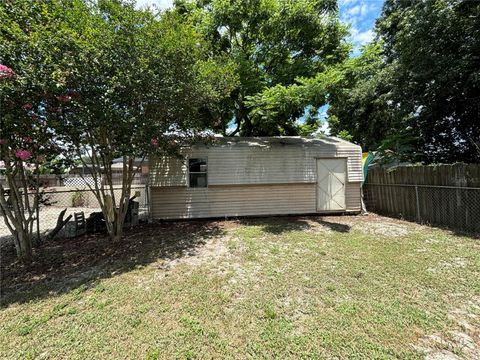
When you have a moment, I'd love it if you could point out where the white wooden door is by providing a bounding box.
[316,158,346,211]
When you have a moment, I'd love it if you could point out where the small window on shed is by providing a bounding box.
[188,158,207,188]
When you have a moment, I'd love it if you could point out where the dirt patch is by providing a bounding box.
[375,222,409,237]
[0,220,227,305]
[440,258,468,269]
[428,258,468,273]
[425,350,461,360]
[414,296,480,359]
[302,219,333,234]
[162,235,232,269]
[311,213,413,237]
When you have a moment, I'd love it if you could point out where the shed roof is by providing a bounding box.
[200,136,360,149]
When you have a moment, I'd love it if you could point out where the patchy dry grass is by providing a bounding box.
[1,215,479,359]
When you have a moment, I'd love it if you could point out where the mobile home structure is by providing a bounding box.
[149,136,362,219]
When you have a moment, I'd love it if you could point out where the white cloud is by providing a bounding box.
[361,4,370,16]
[347,5,360,16]
[339,0,358,5]
[347,4,368,16]
[340,0,383,54]
[351,28,374,45]
[135,0,173,10]
[342,2,376,27]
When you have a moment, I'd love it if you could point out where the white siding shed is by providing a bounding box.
[149,136,362,219]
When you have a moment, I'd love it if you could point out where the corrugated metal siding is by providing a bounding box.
[149,156,187,186]
[150,140,362,187]
[151,182,362,220]
[345,182,362,211]
[151,184,316,219]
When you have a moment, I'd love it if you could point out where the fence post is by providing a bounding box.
[146,181,152,223]
[415,185,421,223]
[36,200,40,245]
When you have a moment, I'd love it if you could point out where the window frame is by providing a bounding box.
[188,157,208,188]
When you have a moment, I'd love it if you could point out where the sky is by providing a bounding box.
[339,0,384,54]
[135,0,172,10]
[135,0,384,134]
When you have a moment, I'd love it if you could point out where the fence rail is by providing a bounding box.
[364,164,480,233]
[0,173,149,188]
[0,183,150,247]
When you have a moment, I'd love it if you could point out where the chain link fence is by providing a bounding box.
[364,183,480,233]
[1,174,150,247]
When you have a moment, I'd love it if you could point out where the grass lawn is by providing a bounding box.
[1,215,479,359]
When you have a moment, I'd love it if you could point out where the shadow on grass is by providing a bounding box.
[0,221,225,307]
[238,215,351,234]
[366,210,480,240]
[315,219,350,233]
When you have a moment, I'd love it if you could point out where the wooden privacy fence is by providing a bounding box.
[364,164,480,233]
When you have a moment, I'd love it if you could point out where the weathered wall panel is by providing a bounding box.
[151,182,361,220]
[345,182,362,211]
[151,184,316,219]
[150,137,363,187]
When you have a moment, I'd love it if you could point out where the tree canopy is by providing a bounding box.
[174,0,349,136]
[328,0,480,163]
[56,0,236,241]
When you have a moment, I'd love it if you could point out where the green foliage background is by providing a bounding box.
[328,0,480,163]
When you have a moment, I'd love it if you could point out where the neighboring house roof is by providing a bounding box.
[111,159,148,171]
[111,157,146,165]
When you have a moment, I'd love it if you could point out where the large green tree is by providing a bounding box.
[327,43,418,160]
[1,0,236,256]
[56,0,235,241]
[174,0,349,136]
[329,0,480,163]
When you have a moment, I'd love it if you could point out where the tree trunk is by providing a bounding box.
[237,99,252,136]
[46,208,72,241]
[16,227,33,262]
[1,209,34,262]
[111,215,124,242]
[0,167,35,262]
[79,152,136,243]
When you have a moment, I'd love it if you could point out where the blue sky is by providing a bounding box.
[136,0,384,134]
[339,0,384,54]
